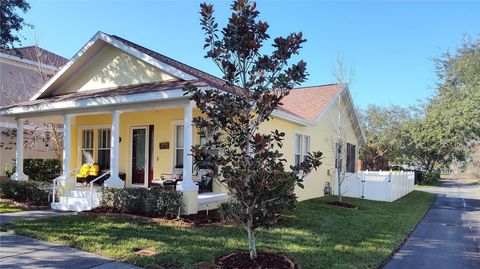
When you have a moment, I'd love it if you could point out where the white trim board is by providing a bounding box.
[30,32,196,100]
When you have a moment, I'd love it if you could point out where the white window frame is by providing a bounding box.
[81,129,94,164]
[77,124,110,168]
[97,128,111,169]
[294,132,311,166]
[171,120,185,170]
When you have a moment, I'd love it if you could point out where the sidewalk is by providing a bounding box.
[0,210,141,269]
[0,209,75,225]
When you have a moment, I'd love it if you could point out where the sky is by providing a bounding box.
[16,0,480,109]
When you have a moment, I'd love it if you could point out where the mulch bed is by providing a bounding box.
[80,207,225,227]
[325,201,359,209]
[215,251,299,269]
[0,198,50,210]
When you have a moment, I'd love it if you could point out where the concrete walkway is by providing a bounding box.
[384,178,480,269]
[0,210,141,269]
[0,209,76,225]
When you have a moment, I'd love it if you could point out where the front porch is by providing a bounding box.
[11,101,229,214]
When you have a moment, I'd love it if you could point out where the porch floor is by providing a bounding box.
[198,192,230,205]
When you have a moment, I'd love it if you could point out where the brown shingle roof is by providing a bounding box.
[2,80,207,109]
[1,34,345,124]
[280,83,345,122]
[0,46,68,68]
[110,35,238,93]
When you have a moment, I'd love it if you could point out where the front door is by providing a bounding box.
[131,127,148,186]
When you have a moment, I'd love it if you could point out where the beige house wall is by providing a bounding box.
[53,45,176,95]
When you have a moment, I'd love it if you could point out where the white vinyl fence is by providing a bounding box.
[333,171,415,202]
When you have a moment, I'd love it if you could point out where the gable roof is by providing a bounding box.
[280,83,365,144]
[0,46,68,68]
[280,83,345,122]
[0,32,364,143]
[30,32,235,100]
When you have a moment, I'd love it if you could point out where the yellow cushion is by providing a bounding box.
[88,164,100,177]
[76,164,91,178]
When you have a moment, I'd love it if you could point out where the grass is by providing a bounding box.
[0,201,23,213]
[2,191,434,269]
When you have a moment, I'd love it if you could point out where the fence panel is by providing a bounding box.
[334,171,415,202]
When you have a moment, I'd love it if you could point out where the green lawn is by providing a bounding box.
[0,201,23,213]
[2,191,434,269]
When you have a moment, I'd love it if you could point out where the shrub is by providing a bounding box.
[4,159,61,182]
[3,163,14,177]
[24,159,61,182]
[422,171,440,184]
[0,180,52,206]
[99,187,183,217]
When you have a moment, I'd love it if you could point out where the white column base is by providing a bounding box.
[104,176,124,188]
[179,185,199,215]
[11,173,28,181]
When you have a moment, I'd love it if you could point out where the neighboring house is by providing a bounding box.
[0,46,68,177]
[0,32,364,213]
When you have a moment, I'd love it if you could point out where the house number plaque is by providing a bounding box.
[159,142,169,150]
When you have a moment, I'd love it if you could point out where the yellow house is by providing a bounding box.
[0,32,364,214]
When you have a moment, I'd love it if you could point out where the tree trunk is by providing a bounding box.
[338,179,343,203]
[247,215,257,260]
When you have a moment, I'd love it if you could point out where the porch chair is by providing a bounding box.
[197,169,213,193]
[86,163,100,184]
[76,164,91,184]
[152,165,183,191]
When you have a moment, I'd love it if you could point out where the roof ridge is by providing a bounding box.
[293,83,344,90]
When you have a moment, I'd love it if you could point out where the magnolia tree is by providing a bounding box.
[184,0,323,260]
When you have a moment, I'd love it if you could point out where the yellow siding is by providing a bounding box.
[56,45,176,94]
[69,99,360,201]
[260,100,360,201]
[71,109,202,187]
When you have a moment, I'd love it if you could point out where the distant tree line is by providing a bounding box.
[360,37,480,172]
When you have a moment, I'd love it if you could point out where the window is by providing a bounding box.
[303,135,310,161]
[98,128,111,169]
[294,133,310,166]
[81,129,94,164]
[346,143,356,173]
[175,125,184,167]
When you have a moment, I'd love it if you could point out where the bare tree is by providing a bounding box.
[0,31,64,161]
[330,53,361,203]
[331,52,355,87]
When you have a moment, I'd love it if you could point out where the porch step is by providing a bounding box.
[51,188,100,212]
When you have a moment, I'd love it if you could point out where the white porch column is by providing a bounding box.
[105,110,124,188]
[57,114,75,195]
[62,114,72,176]
[182,101,198,214]
[11,118,28,181]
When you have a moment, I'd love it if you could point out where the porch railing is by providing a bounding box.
[89,171,111,208]
[52,168,79,203]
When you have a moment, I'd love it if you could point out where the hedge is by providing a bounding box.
[99,187,184,217]
[0,180,52,206]
[4,159,61,182]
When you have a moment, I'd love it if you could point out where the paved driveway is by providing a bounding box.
[0,210,141,269]
[384,178,480,269]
